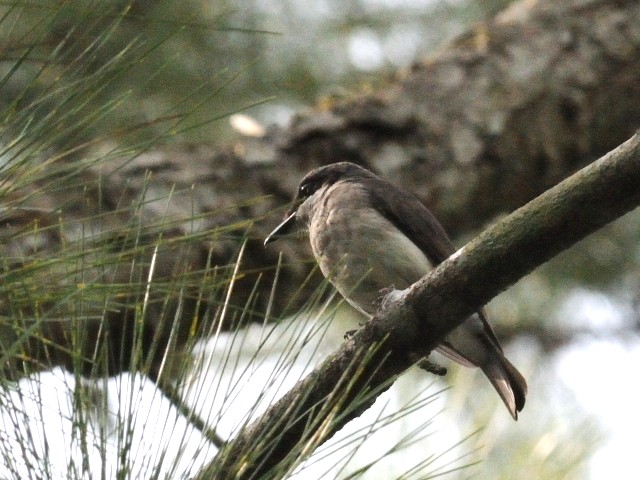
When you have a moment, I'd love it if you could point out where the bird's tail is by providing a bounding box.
[481,351,528,420]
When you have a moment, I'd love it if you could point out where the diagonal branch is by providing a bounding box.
[4,0,639,382]
[199,133,640,479]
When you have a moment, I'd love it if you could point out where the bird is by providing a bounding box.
[264,161,527,419]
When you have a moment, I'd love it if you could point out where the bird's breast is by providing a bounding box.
[309,203,433,316]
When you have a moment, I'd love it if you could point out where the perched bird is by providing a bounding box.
[265,162,526,419]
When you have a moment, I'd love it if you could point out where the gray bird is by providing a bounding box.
[265,162,527,419]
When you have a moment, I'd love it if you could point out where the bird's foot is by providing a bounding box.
[377,286,410,311]
[410,353,447,376]
[343,314,370,339]
[344,329,358,340]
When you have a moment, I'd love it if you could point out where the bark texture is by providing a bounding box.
[1,0,639,377]
[201,134,640,479]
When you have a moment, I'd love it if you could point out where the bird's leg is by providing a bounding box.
[417,358,448,376]
[408,352,447,376]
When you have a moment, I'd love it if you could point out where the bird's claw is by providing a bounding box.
[344,329,358,340]
[409,353,447,376]
[377,286,409,311]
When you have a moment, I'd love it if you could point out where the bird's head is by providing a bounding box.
[264,162,373,244]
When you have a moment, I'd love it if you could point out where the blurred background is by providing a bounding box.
[0,0,513,145]
[0,0,638,479]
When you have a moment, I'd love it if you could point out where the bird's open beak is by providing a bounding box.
[264,210,298,245]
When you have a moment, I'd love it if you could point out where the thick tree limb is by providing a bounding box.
[2,0,640,378]
[271,0,640,234]
[200,133,640,479]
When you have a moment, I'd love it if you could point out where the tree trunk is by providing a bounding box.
[1,0,639,377]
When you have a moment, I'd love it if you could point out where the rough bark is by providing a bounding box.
[271,0,640,233]
[1,0,639,378]
[199,133,640,479]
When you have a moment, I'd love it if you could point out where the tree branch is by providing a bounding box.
[3,0,640,378]
[199,132,640,479]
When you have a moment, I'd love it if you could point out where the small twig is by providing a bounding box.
[153,378,226,449]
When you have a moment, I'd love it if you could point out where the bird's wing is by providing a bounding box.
[364,176,503,353]
[363,176,456,264]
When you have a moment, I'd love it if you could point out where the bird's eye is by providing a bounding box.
[299,182,314,197]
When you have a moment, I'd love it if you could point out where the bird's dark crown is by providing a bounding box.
[295,162,374,201]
